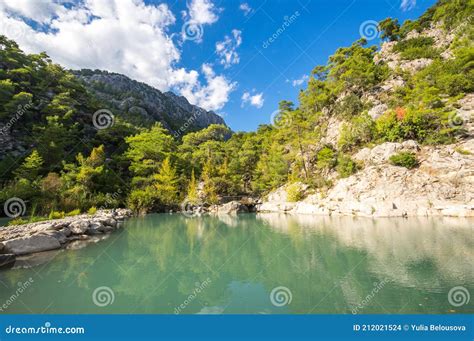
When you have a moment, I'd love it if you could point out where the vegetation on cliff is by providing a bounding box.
[0,0,472,218]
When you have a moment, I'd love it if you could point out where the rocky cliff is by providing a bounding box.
[73,69,226,134]
[257,22,474,218]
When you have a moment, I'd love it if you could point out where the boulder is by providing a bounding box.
[3,235,61,255]
[215,201,249,214]
[69,220,90,234]
[368,104,388,120]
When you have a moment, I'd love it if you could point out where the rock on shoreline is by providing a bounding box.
[256,140,474,218]
[0,209,132,265]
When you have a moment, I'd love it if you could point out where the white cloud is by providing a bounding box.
[175,64,236,111]
[215,29,242,68]
[239,3,252,16]
[400,0,416,11]
[187,0,219,25]
[291,74,309,87]
[0,0,234,112]
[242,91,264,108]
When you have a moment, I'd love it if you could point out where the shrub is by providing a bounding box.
[66,209,81,216]
[336,155,359,178]
[393,37,440,60]
[8,218,28,226]
[316,146,337,169]
[338,113,375,151]
[389,152,418,169]
[286,183,304,202]
[87,207,97,215]
[48,211,65,220]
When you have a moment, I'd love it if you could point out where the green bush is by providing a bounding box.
[316,146,337,169]
[48,211,65,220]
[338,113,375,151]
[87,207,97,215]
[389,152,418,169]
[66,209,81,216]
[8,218,28,226]
[336,155,359,178]
[286,183,304,202]
[393,37,440,60]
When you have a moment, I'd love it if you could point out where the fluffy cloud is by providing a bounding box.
[290,74,309,87]
[400,0,416,11]
[0,0,234,111]
[242,91,264,108]
[175,64,236,112]
[187,0,219,25]
[215,29,242,68]
[239,3,252,16]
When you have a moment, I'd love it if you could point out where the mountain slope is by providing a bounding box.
[73,69,225,135]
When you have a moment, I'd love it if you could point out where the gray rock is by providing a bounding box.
[69,220,90,234]
[3,235,61,255]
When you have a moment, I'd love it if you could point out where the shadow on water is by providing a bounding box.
[0,213,472,314]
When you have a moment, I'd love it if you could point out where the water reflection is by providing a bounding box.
[0,213,472,314]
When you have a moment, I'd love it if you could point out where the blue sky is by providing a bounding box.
[0,0,437,132]
[172,0,437,131]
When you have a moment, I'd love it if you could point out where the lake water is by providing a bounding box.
[0,213,473,314]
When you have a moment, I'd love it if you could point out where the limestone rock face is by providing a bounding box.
[258,140,474,218]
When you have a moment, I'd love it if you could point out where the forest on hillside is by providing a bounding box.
[0,0,472,222]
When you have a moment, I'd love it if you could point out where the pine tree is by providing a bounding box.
[186,169,199,204]
[153,156,179,206]
[14,149,44,181]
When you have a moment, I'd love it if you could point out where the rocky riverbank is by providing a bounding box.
[256,139,474,218]
[0,209,132,269]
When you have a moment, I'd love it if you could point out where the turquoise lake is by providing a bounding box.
[0,213,473,314]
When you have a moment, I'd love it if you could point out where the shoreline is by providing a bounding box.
[0,209,132,269]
